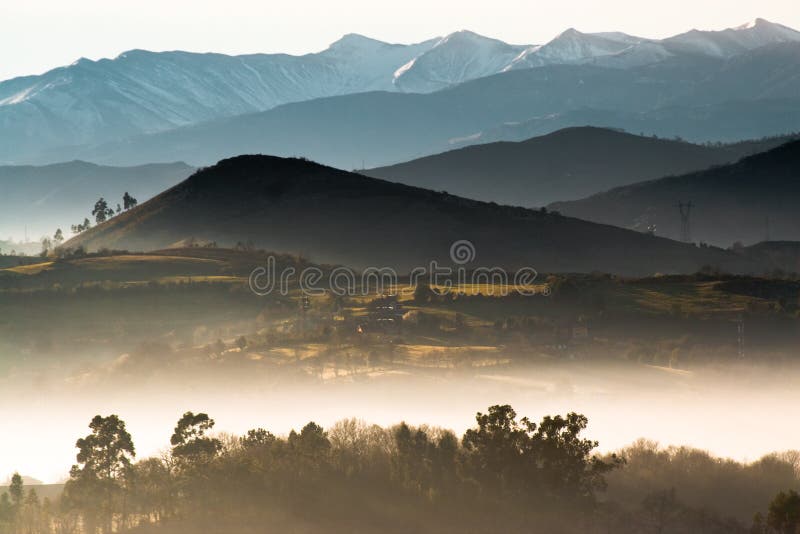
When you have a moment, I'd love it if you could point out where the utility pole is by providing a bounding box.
[299,295,311,336]
[675,201,693,243]
[736,314,745,359]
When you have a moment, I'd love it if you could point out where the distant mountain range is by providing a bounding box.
[2,19,800,165]
[364,127,797,206]
[44,43,800,169]
[0,161,194,242]
[64,155,772,276]
[549,140,800,246]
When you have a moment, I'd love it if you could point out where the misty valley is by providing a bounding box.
[2,6,800,534]
[1,243,800,533]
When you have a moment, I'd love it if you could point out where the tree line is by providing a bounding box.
[38,193,139,257]
[1,406,798,534]
[69,192,138,236]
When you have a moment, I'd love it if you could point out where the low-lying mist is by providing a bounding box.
[2,351,799,485]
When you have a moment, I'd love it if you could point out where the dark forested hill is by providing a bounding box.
[65,155,768,276]
[549,140,800,246]
[363,127,790,206]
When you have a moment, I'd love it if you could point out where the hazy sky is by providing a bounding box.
[1,0,798,81]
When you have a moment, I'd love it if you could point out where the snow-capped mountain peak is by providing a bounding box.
[507,28,634,70]
[556,28,583,39]
[436,29,493,46]
[324,33,392,55]
[392,30,529,93]
[590,31,646,45]
[736,18,766,30]
[321,33,437,93]
[2,19,799,163]
[664,17,800,57]
[428,29,527,54]
[729,17,800,44]
[70,57,92,67]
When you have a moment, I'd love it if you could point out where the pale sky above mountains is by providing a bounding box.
[1,0,798,81]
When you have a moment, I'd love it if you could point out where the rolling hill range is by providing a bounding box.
[45,41,800,169]
[549,140,800,246]
[363,127,795,206]
[0,161,194,242]
[455,98,800,148]
[4,18,798,164]
[64,155,771,276]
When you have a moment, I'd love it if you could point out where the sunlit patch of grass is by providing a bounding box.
[267,345,325,362]
[4,262,55,275]
[432,283,550,296]
[403,305,494,328]
[402,344,500,359]
[157,275,245,284]
[630,281,768,316]
[73,255,223,270]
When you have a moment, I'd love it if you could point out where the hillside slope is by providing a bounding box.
[364,127,781,206]
[450,100,800,149]
[549,140,800,246]
[65,155,765,276]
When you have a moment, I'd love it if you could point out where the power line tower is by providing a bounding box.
[675,201,693,243]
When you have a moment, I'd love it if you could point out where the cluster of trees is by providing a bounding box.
[39,229,64,256]
[70,219,92,236]
[37,192,140,256]
[605,439,800,532]
[70,193,138,237]
[0,474,53,534]
[2,407,799,534]
[758,490,800,534]
[0,406,622,533]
